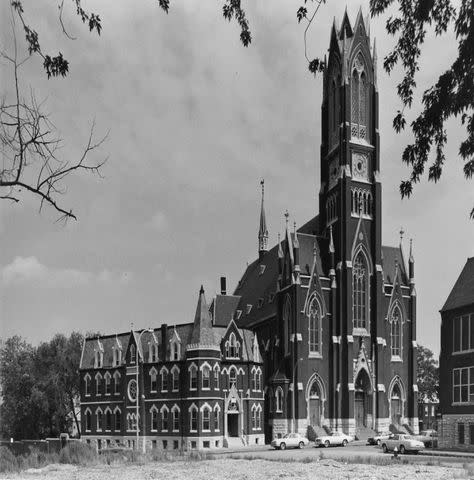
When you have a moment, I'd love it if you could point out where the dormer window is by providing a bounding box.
[94,350,103,369]
[268,293,275,303]
[149,343,159,363]
[236,310,242,320]
[229,367,237,389]
[246,304,252,314]
[129,344,136,364]
[257,298,264,309]
[226,332,240,359]
[170,342,180,361]
[259,265,266,275]
[113,348,122,367]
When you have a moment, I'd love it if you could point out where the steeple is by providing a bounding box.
[409,238,415,282]
[190,285,216,347]
[258,179,269,260]
[293,221,300,283]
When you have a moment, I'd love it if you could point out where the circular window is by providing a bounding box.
[128,379,138,402]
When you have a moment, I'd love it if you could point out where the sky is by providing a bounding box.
[0,0,473,356]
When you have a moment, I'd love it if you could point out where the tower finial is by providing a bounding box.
[409,238,414,263]
[399,226,405,245]
[258,179,269,259]
[284,209,289,225]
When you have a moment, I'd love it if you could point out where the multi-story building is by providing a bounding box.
[439,257,474,450]
[79,286,264,451]
[234,9,418,441]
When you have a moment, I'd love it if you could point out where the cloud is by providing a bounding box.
[147,211,168,232]
[1,257,131,288]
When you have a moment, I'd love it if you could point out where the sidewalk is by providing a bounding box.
[421,448,474,459]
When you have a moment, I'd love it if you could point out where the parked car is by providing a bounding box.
[315,432,354,448]
[271,433,310,450]
[367,431,394,446]
[381,434,425,454]
[415,429,438,447]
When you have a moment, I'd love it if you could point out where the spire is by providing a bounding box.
[277,232,283,290]
[399,226,405,246]
[190,285,216,346]
[278,232,283,259]
[409,238,414,263]
[329,225,335,254]
[258,179,269,259]
[293,221,300,282]
[372,37,378,87]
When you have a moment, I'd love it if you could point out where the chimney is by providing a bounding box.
[161,323,168,360]
[220,277,227,295]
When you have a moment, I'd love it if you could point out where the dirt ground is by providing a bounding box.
[1,458,472,480]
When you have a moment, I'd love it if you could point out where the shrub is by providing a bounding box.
[307,425,317,442]
[0,447,18,473]
[59,442,97,465]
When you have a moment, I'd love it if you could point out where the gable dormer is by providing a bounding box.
[222,319,243,360]
[148,331,159,363]
[169,326,182,361]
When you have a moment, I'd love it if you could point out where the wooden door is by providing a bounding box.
[309,398,321,427]
[355,392,366,428]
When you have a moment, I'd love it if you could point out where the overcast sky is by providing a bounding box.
[0,0,472,355]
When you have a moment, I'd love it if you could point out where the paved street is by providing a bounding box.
[214,441,474,465]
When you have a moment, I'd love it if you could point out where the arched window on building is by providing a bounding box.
[391,305,402,358]
[84,374,91,396]
[114,407,121,431]
[229,367,237,389]
[172,405,180,432]
[160,367,169,392]
[85,409,92,431]
[189,404,198,432]
[149,343,158,363]
[351,53,369,141]
[213,403,220,431]
[104,372,111,395]
[202,404,211,431]
[170,341,180,361]
[113,371,121,395]
[275,387,284,413]
[202,364,211,390]
[105,408,112,431]
[189,364,198,390]
[150,367,158,392]
[96,408,103,431]
[95,373,102,396]
[150,407,158,431]
[308,296,322,355]
[352,250,369,330]
[171,366,180,392]
[227,333,240,358]
[160,405,169,432]
[129,344,136,364]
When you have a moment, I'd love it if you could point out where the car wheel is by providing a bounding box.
[399,445,406,454]
[342,440,348,447]
[298,442,304,449]
[324,440,330,448]
[377,439,381,446]
[280,442,286,451]
[382,444,388,453]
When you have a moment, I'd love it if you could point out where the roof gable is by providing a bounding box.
[442,257,474,312]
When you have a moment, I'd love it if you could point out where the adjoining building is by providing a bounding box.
[79,286,264,452]
[439,258,474,451]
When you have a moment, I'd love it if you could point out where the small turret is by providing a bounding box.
[258,179,269,260]
[409,238,415,283]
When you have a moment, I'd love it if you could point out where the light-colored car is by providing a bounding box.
[271,433,310,450]
[367,431,394,446]
[381,434,425,454]
[415,429,438,447]
[315,432,354,448]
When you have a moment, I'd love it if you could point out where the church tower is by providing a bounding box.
[318,9,384,433]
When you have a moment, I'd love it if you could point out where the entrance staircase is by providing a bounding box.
[355,426,377,442]
[224,436,245,449]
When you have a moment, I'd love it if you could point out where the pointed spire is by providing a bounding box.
[399,226,405,247]
[293,221,300,281]
[258,179,269,259]
[409,238,414,263]
[190,285,216,346]
[293,221,299,248]
[373,37,378,86]
[409,238,415,283]
[278,232,283,258]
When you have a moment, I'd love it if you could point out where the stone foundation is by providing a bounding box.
[439,414,474,451]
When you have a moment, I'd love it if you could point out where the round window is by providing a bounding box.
[128,379,138,402]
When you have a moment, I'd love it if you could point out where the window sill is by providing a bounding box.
[202,429,211,433]
[452,401,474,406]
[202,387,210,391]
[161,390,168,393]
[391,356,403,363]
[161,430,169,433]
[173,429,179,433]
[453,349,474,355]
[190,429,197,433]
[308,353,322,359]
[352,328,370,337]
[172,389,179,392]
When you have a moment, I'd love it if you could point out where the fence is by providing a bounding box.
[0,436,80,456]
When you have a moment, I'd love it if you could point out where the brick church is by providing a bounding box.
[234,9,418,441]
[79,9,418,450]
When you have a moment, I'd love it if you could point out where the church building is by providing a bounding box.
[233,10,418,441]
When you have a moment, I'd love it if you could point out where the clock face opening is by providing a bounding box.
[128,379,138,402]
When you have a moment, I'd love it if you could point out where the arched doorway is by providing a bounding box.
[305,374,326,428]
[391,383,402,426]
[309,382,322,427]
[354,369,372,429]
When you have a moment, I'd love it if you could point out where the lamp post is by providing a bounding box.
[136,328,153,453]
[292,356,303,433]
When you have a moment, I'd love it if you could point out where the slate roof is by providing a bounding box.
[190,286,216,346]
[80,333,130,370]
[234,231,325,328]
[381,246,408,285]
[211,294,241,327]
[441,257,474,312]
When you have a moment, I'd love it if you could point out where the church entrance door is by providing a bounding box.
[354,392,366,428]
[390,383,402,426]
[227,413,239,437]
[308,381,322,427]
[354,369,371,429]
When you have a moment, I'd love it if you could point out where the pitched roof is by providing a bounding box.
[441,257,474,312]
[211,294,241,327]
[80,333,130,369]
[234,231,325,328]
[382,245,408,285]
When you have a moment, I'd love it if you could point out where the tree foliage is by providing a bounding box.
[0,333,84,439]
[416,345,439,402]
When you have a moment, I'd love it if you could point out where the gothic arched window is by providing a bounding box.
[283,295,291,355]
[391,306,402,358]
[351,53,369,141]
[308,296,321,355]
[352,251,369,330]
